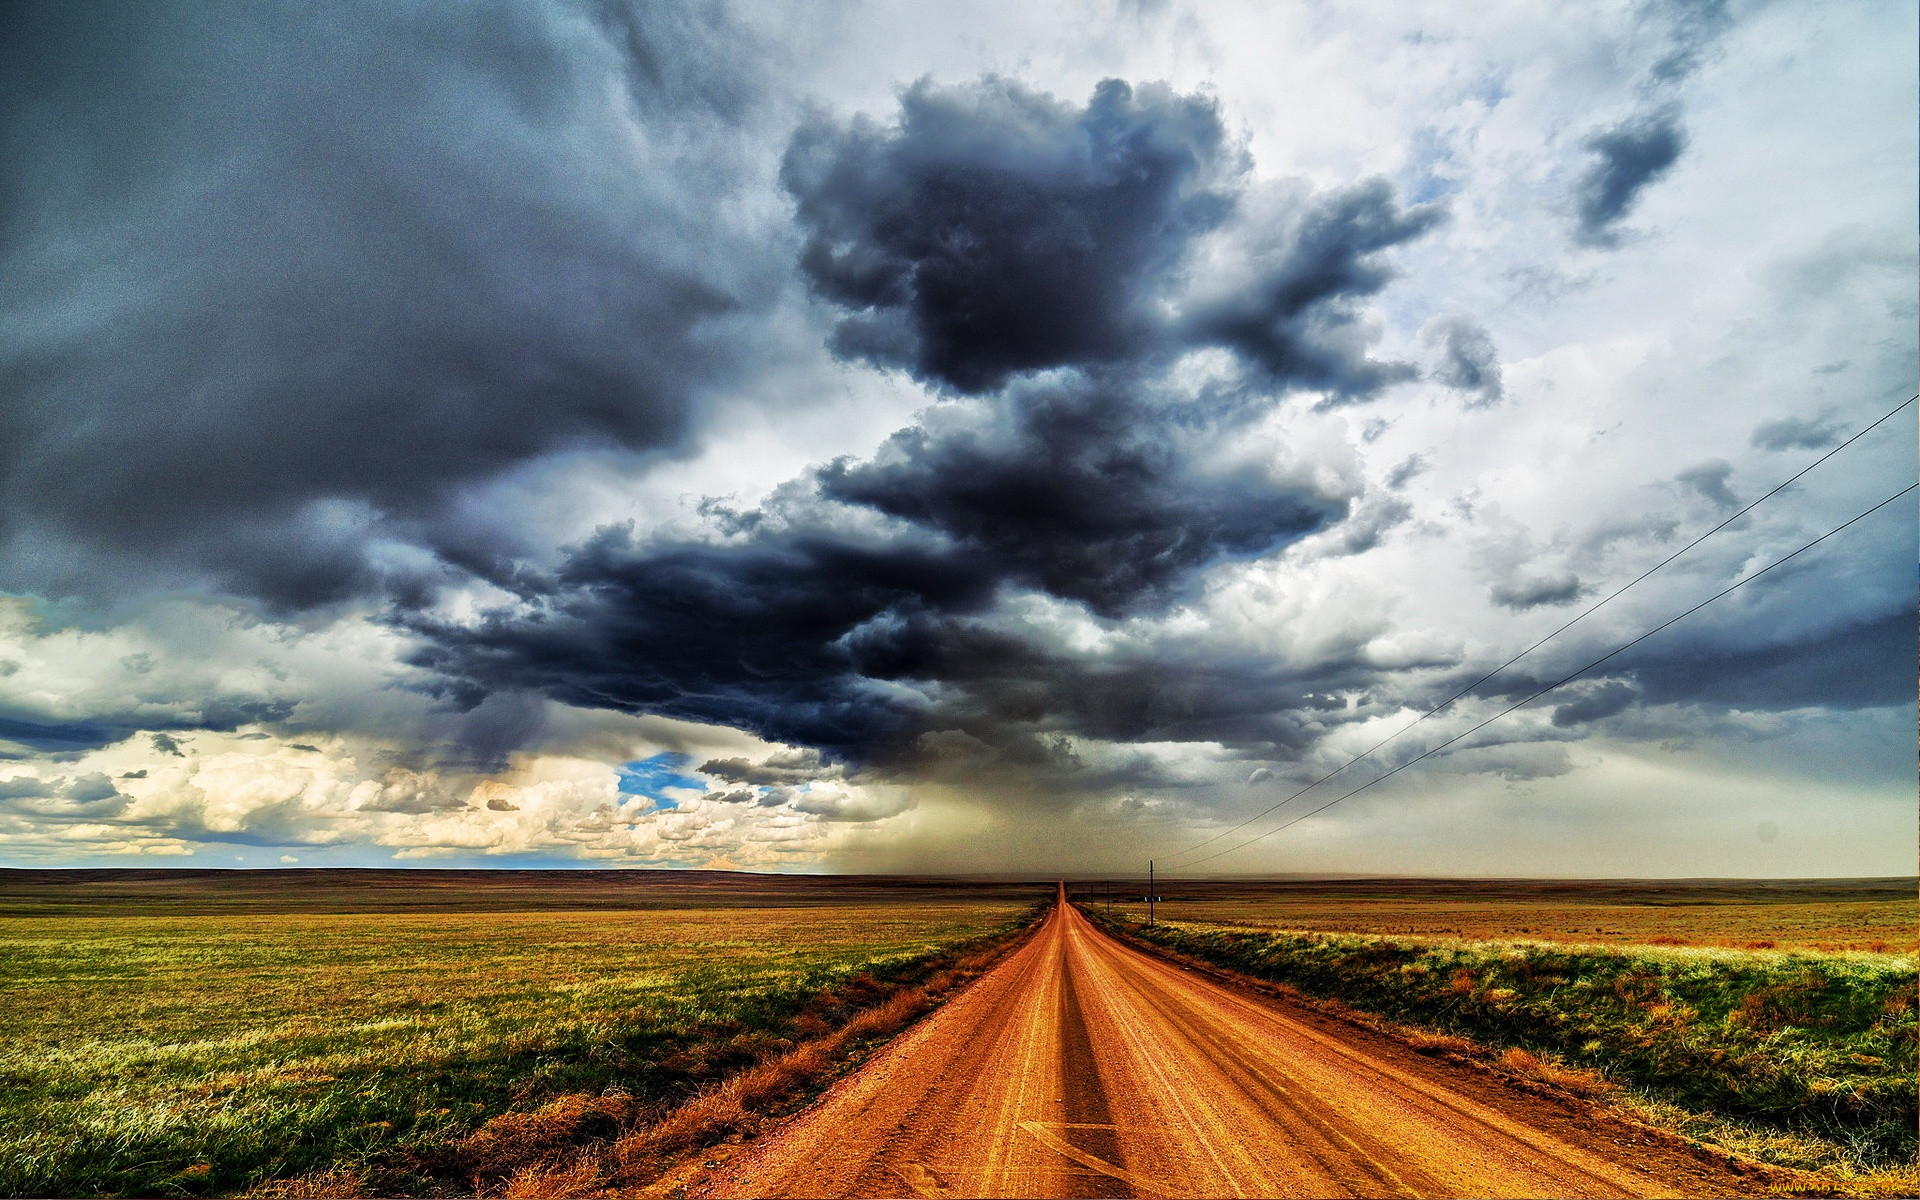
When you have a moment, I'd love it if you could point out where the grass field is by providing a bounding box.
[0,872,1043,1197]
[1086,878,1918,1191]
[0,867,1045,918]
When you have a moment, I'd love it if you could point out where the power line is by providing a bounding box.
[1161,392,1917,863]
[1176,479,1918,869]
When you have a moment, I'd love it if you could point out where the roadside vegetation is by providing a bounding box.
[1095,909,1917,1191]
[0,899,1039,1197]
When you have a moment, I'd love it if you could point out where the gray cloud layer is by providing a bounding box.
[0,0,1911,871]
[402,76,1441,777]
[786,77,1238,393]
[0,0,775,608]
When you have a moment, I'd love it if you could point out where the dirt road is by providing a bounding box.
[697,885,1759,1199]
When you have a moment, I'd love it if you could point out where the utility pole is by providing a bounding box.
[1148,860,1155,928]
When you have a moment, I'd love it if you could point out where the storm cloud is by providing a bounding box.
[785,76,1239,393]
[1574,110,1688,246]
[1182,181,1445,398]
[1490,575,1587,611]
[400,378,1366,773]
[1622,610,1919,713]
[817,376,1338,617]
[400,76,1444,777]
[0,0,776,608]
[1751,413,1846,452]
[0,2,1910,875]
[1550,680,1639,726]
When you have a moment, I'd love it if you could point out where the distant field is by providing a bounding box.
[0,871,1043,1197]
[0,866,1046,917]
[1082,876,1918,951]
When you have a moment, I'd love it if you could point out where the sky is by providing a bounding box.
[0,0,1913,878]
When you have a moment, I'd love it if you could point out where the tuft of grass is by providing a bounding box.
[1101,913,1917,1176]
[0,901,1039,1197]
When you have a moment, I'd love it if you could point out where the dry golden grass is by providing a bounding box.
[1494,1046,1616,1097]
[1400,1027,1478,1056]
[500,1157,605,1199]
[247,1166,369,1199]
[439,932,1027,1197]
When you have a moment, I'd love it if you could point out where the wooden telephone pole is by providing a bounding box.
[1148,860,1155,927]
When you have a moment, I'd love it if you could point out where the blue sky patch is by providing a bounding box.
[616,752,708,810]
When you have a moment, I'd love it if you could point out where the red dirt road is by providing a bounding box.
[697,886,1758,1199]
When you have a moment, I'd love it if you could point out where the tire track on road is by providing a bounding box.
[695,886,1758,1199]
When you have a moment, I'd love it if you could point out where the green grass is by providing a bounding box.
[0,902,1035,1197]
[1104,915,1917,1174]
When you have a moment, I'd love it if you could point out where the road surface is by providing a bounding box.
[696,886,1755,1198]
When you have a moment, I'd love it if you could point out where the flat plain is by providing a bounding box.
[4,871,1912,1198]
[0,869,1043,1197]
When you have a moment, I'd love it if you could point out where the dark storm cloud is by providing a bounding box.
[0,716,131,754]
[871,631,1405,775]
[1565,0,1733,249]
[402,503,1409,783]
[784,76,1239,394]
[405,528,987,761]
[401,512,1361,773]
[1675,460,1739,509]
[1182,182,1445,399]
[1623,611,1918,712]
[1490,574,1586,611]
[1468,550,1915,720]
[1551,680,1639,726]
[0,699,290,756]
[819,376,1337,617]
[785,78,1440,401]
[0,0,775,608]
[402,75,1441,780]
[1751,413,1845,452]
[400,370,1363,776]
[1573,110,1688,246]
[701,748,838,787]
[1423,315,1503,406]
